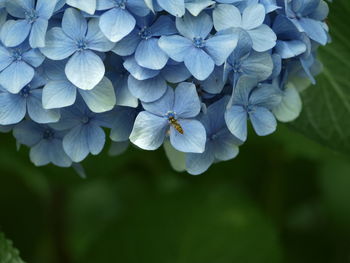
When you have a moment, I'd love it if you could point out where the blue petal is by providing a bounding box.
[161,62,191,83]
[27,89,61,123]
[247,24,277,52]
[170,119,206,153]
[186,146,215,175]
[0,92,26,125]
[184,47,214,80]
[298,18,328,45]
[213,4,242,31]
[63,123,105,162]
[62,8,88,40]
[42,80,77,109]
[0,45,13,71]
[149,15,177,36]
[0,20,31,47]
[85,18,115,52]
[40,27,77,60]
[65,50,105,90]
[249,106,277,136]
[200,66,225,94]
[36,0,57,19]
[22,48,45,67]
[79,77,116,113]
[6,0,33,18]
[110,106,138,142]
[13,120,43,146]
[135,38,169,70]
[185,0,215,16]
[212,130,240,161]
[0,61,34,93]
[123,56,160,80]
[158,35,193,62]
[176,12,212,39]
[129,111,168,150]
[205,32,238,65]
[112,29,140,56]
[241,51,274,81]
[241,4,265,30]
[29,18,48,48]
[66,0,96,14]
[99,8,136,42]
[174,82,201,118]
[128,75,167,103]
[225,105,248,142]
[157,0,185,17]
[112,74,139,108]
[142,86,174,116]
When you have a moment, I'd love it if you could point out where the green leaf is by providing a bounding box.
[291,0,350,154]
[0,232,25,263]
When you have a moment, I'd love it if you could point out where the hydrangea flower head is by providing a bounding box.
[0,0,330,174]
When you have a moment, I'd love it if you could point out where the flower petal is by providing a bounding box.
[0,61,34,93]
[62,8,88,40]
[135,38,169,70]
[174,82,201,118]
[0,92,26,125]
[225,105,248,142]
[158,35,193,62]
[184,47,214,80]
[213,4,242,31]
[85,18,115,52]
[241,4,265,30]
[42,80,77,109]
[249,106,277,136]
[176,12,212,39]
[0,20,31,47]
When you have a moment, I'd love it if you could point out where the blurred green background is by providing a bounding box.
[1,124,350,263]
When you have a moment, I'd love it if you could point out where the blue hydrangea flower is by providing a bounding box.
[0,42,45,93]
[213,3,277,52]
[49,100,111,162]
[3,0,58,48]
[145,0,215,17]
[0,74,60,125]
[40,8,114,90]
[13,120,72,167]
[159,12,238,80]
[225,76,282,142]
[112,14,177,70]
[41,59,116,113]
[224,29,274,85]
[125,57,191,102]
[130,83,206,153]
[97,0,150,42]
[186,96,240,175]
[280,0,329,45]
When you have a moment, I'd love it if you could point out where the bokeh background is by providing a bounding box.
[2,0,350,262]
[1,123,350,263]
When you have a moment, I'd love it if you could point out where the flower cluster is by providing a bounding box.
[0,0,329,175]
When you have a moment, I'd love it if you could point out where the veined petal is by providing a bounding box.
[142,86,174,116]
[0,92,26,125]
[99,8,136,42]
[186,147,215,175]
[40,27,77,60]
[123,56,160,81]
[65,50,105,90]
[241,4,265,30]
[249,106,277,136]
[185,0,215,16]
[66,0,96,15]
[85,18,115,52]
[22,47,45,67]
[225,105,248,142]
[184,47,214,80]
[174,82,201,118]
[213,4,242,31]
[0,61,34,93]
[29,18,48,48]
[205,33,238,65]
[36,0,57,19]
[248,24,277,52]
[135,38,169,70]
[158,35,193,62]
[112,29,140,56]
[62,8,88,40]
[0,46,13,71]
[176,12,212,39]
[0,20,31,47]
[157,0,185,17]
[79,77,116,113]
[170,119,206,153]
[42,80,77,109]
[129,111,168,150]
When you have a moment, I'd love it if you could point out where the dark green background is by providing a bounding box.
[1,123,350,263]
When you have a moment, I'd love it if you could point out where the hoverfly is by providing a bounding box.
[168,116,184,134]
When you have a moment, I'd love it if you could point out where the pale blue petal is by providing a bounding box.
[298,18,328,45]
[66,0,96,14]
[85,18,115,52]
[22,48,45,67]
[225,105,248,142]
[212,131,239,161]
[0,20,31,47]
[36,0,57,19]
[79,77,116,113]
[128,75,167,103]
[0,92,26,125]
[176,12,212,39]
[13,120,43,146]
[42,80,77,109]
[174,82,201,118]
[249,106,277,136]
[135,38,169,70]
[184,47,214,80]
[62,8,88,40]
[29,18,48,48]
[170,119,206,153]
[157,0,185,17]
[65,50,105,90]
[158,35,193,62]
[27,89,61,123]
[40,27,77,60]
[249,84,282,108]
[205,33,238,65]
[142,86,174,116]
[0,61,34,93]
[149,15,177,36]
[247,24,277,52]
[241,51,273,81]
[0,45,13,71]
[161,62,191,83]
[129,111,168,150]
[213,4,242,31]
[186,146,215,175]
[241,3,265,30]
[185,0,215,16]
[123,56,159,80]
[112,29,140,56]
[6,0,33,18]
[110,106,138,142]
[99,8,136,42]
